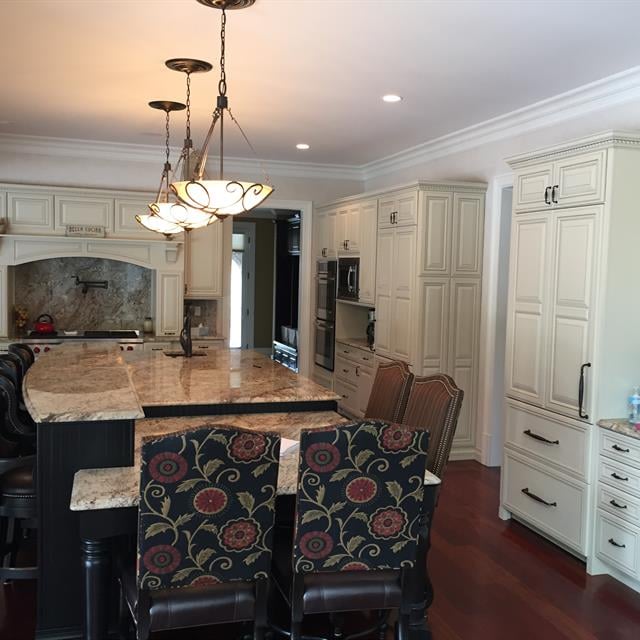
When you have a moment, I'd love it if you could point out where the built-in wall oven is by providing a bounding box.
[337,257,360,301]
[314,259,336,370]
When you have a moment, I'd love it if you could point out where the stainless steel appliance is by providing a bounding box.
[337,257,360,301]
[272,340,298,372]
[314,259,336,370]
[21,329,144,358]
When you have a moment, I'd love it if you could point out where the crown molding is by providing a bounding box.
[2,66,640,185]
[0,133,363,182]
[361,65,640,180]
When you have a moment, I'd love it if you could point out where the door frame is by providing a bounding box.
[232,221,255,349]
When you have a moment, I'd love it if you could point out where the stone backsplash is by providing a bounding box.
[14,257,152,333]
[184,299,218,336]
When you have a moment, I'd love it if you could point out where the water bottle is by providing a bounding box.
[628,387,640,427]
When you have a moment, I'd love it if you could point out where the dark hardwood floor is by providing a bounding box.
[2,460,639,639]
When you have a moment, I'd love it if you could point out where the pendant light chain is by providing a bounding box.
[163,108,172,202]
[219,8,227,97]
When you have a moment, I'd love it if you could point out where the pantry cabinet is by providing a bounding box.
[184,222,224,299]
[501,131,640,573]
[315,207,337,259]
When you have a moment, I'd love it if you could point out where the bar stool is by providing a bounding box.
[8,344,35,370]
[0,373,35,455]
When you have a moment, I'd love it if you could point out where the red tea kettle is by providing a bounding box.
[34,314,55,334]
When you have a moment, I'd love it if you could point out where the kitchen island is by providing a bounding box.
[24,343,339,639]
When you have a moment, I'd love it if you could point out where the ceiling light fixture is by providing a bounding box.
[296,143,310,150]
[382,94,403,103]
[170,0,274,218]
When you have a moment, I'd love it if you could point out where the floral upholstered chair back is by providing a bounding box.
[137,425,280,591]
[293,420,429,573]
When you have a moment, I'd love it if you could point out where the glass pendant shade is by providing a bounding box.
[171,179,274,216]
[135,212,183,236]
[150,200,216,229]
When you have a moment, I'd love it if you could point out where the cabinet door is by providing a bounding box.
[395,191,418,227]
[449,279,480,449]
[374,227,394,357]
[513,164,554,213]
[358,199,377,305]
[546,207,600,422]
[324,209,337,258]
[7,191,54,233]
[336,206,349,252]
[114,197,159,238]
[419,192,452,275]
[345,204,360,252]
[417,278,449,375]
[553,151,605,209]
[157,271,184,336]
[452,193,484,277]
[505,214,551,406]
[378,195,397,229]
[55,195,114,232]
[356,364,374,416]
[0,191,6,227]
[314,209,327,259]
[185,222,223,298]
[390,226,416,362]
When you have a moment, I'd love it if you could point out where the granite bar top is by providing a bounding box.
[70,410,349,511]
[23,343,144,423]
[70,411,441,512]
[24,344,339,423]
[598,418,640,441]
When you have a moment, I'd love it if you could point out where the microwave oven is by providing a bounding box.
[337,257,360,301]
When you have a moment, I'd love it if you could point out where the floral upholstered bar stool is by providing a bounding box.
[117,425,281,640]
[271,420,430,640]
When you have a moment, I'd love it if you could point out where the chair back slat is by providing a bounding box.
[364,361,414,423]
[293,420,428,574]
[138,424,280,591]
[401,375,463,478]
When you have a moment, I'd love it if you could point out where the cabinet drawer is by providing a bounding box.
[599,458,640,498]
[502,451,587,552]
[335,343,376,368]
[595,511,640,578]
[597,484,640,526]
[334,377,359,417]
[504,401,588,479]
[143,342,173,352]
[600,430,640,469]
[335,355,358,383]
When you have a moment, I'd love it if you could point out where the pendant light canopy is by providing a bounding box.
[170,0,274,217]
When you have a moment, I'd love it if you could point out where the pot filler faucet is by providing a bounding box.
[74,275,109,294]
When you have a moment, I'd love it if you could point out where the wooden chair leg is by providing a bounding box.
[330,612,345,639]
[254,579,269,640]
[396,614,410,640]
[290,621,302,640]
[377,609,388,640]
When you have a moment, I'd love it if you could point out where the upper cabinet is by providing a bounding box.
[336,204,360,253]
[513,150,606,213]
[378,189,418,228]
[185,222,224,299]
[315,207,337,259]
[55,195,114,232]
[114,197,163,239]
[7,189,54,234]
[358,199,378,305]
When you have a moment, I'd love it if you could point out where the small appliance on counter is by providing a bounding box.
[366,308,375,351]
[34,313,55,335]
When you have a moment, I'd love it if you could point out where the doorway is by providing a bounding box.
[230,221,255,349]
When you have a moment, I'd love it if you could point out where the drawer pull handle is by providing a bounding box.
[342,369,349,373]
[611,472,629,482]
[524,429,559,445]
[341,394,348,399]
[612,444,630,453]
[608,538,626,549]
[609,499,628,510]
[521,487,557,507]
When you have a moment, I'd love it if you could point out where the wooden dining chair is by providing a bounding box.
[400,373,464,479]
[117,424,281,640]
[272,420,429,640]
[364,360,414,423]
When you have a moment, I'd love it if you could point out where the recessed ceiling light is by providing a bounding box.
[296,143,310,150]
[382,94,402,103]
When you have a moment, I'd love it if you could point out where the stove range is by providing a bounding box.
[21,329,144,357]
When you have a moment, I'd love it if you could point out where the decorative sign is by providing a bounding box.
[65,225,106,238]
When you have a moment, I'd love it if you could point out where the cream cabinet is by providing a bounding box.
[502,132,640,570]
[513,150,606,213]
[334,341,375,418]
[358,199,378,305]
[378,189,418,228]
[114,197,161,239]
[7,190,54,234]
[375,225,416,362]
[156,271,184,336]
[336,203,360,253]
[55,195,114,232]
[315,207,337,259]
[184,223,224,299]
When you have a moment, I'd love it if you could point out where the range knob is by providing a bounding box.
[44,346,50,352]
[34,346,41,354]
[126,345,133,351]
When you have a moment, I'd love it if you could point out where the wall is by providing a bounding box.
[13,257,151,334]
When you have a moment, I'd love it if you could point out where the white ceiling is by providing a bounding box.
[2,0,640,166]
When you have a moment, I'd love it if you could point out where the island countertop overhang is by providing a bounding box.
[23,343,339,423]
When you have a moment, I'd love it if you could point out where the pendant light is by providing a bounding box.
[135,101,188,237]
[170,0,274,218]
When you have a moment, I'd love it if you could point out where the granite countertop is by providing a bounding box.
[24,344,339,423]
[598,418,640,441]
[70,411,441,512]
[336,337,375,353]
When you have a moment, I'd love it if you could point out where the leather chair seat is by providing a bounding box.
[120,563,256,632]
[272,524,402,615]
[1,465,35,498]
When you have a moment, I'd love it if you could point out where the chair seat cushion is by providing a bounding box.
[272,523,402,615]
[1,465,35,498]
[120,562,256,631]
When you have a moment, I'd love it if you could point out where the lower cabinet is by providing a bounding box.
[334,341,375,418]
